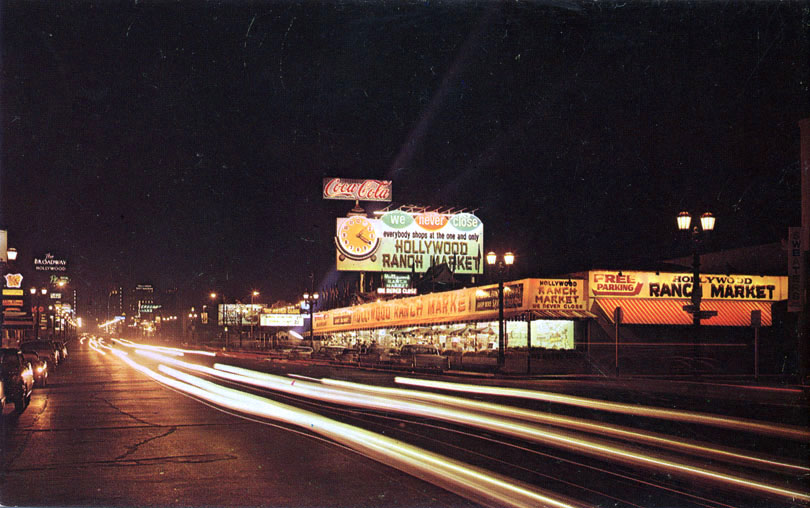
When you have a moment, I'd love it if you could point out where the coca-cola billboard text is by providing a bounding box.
[323,178,392,202]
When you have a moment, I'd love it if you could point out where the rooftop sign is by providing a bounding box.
[336,210,484,274]
[323,178,392,202]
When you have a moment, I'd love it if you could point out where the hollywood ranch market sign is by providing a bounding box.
[335,210,484,275]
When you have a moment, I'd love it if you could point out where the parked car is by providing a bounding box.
[360,346,397,365]
[335,348,360,363]
[0,348,35,413]
[311,345,347,361]
[20,340,61,367]
[394,344,449,371]
[20,350,48,388]
[286,346,313,360]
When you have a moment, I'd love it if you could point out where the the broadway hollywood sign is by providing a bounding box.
[323,178,392,202]
[34,253,68,272]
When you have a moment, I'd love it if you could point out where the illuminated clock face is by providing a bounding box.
[336,216,379,260]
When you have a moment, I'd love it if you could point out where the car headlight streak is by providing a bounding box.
[394,377,810,443]
[104,348,809,504]
[111,349,585,508]
[320,378,808,474]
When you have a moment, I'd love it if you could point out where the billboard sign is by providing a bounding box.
[260,313,305,327]
[588,271,787,301]
[323,178,392,202]
[336,210,484,274]
[218,304,262,326]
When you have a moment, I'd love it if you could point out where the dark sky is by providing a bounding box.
[1,1,807,313]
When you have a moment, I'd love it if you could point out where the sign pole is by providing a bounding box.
[614,306,622,377]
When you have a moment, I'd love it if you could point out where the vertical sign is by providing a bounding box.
[788,227,803,312]
[0,230,7,262]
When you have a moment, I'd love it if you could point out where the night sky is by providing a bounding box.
[1,1,807,315]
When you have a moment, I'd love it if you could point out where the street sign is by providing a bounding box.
[695,310,718,319]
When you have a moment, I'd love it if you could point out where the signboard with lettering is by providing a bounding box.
[336,210,484,274]
[588,271,787,301]
[260,313,305,327]
[34,253,68,272]
[314,278,586,334]
[323,178,392,202]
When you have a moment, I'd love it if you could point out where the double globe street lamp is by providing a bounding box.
[486,251,514,370]
[677,211,716,374]
[302,291,319,349]
[29,287,48,341]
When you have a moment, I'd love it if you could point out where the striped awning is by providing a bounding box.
[524,309,597,320]
[595,298,773,327]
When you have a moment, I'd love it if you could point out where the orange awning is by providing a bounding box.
[595,298,772,327]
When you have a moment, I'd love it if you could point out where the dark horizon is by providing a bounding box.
[1,1,807,316]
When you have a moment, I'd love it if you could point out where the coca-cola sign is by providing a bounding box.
[323,178,392,202]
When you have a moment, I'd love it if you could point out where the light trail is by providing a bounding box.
[108,348,587,508]
[394,377,810,442]
[121,350,810,503]
[113,338,216,357]
[319,378,808,474]
[206,363,809,503]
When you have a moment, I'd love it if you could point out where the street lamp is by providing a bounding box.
[7,248,17,261]
[486,251,514,370]
[677,211,717,373]
[30,287,48,340]
[210,292,228,348]
[250,290,259,344]
[302,291,319,349]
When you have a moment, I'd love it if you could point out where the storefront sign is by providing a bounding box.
[528,279,586,311]
[383,273,411,288]
[264,305,300,314]
[2,289,23,296]
[315,278,587,334]
[589,271,787,301]
[260,313,305,327]
[336,210,484,274]
[377,287,418,295]
[3,273,23,288]
[323,178,392,202]
[34,253,68,272]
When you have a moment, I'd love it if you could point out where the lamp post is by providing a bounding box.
[29,287,48,341]
[486,251,514,370]
[302,291,319,349]
[677,211,716,374]
[210,292,228,348]
[250,290,259,344]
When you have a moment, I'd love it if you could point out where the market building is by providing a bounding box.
[311,270,789,375]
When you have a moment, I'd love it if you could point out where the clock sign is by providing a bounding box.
[335,216,381,261]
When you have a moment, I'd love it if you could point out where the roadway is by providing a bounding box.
[1,337,808,507]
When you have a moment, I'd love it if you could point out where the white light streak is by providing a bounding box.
[395,377,810,442]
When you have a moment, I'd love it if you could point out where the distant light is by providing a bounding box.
[210,292,217,299]
[41,288,48,295]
